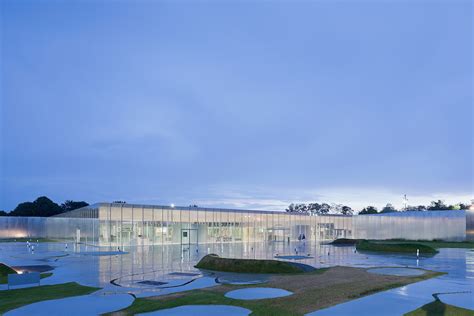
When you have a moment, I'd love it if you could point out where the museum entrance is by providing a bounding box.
[268,227,290,242]
[181,228,198,246]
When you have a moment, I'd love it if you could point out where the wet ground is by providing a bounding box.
[0,241,472,315]
[367,267,426,276]
[225,287,293,300]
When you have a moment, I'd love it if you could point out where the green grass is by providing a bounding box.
[0,282,100,314]
[356,240,438,254]
[405,299,474,316]
[330,239,474,250]
[377,240,474,249]
[330,238,358,245]
[195,254,306,274]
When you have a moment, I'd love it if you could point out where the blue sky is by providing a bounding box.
[1,0,472,211]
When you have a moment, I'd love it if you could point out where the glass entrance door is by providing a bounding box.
[181,228,198,246]
[268,227,290,242]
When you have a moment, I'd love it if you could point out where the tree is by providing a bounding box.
[307,203,321,215]
[319,203,331,215]
[10,196,63,217]
[458,203,469,210]
[285,203,309,214]
[0,210,8,216]
[341,205,353,215]
[330,203,343,214]
[60,200,89,212]
[295,203,308,213]
[287,202,354,215]
[381,203,397,213]
[405,205,426,211]
[427,200,448,211]
[359,206,378,215]
[286,203,296,213]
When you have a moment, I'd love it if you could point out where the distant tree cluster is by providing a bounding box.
[0,196,89,217]
[357,200,471,215]
[359,206,378,215]
[286,199,471,216]
[61,200,89,212]
[286,203,353,215]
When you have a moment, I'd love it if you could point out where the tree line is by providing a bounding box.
[286,200,471,216]
[0,196,89,217]
[359,200,471,214]
[1,197,471,217]
[286,203,354,215]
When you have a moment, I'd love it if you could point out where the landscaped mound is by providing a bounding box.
[0,263,17,276]
[356,240,438,254]
[195,254,308,274]
[330,238,359,245]
[0,263,18,284]
[405,299,474,316]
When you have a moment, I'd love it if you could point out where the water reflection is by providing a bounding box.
[1,241,472,289]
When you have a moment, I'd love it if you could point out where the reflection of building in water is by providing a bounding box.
[0,203,469,245]
[95,241,360,287]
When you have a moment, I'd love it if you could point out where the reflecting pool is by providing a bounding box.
[0,240,472,314]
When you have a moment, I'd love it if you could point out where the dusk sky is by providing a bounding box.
[1,0,472,211]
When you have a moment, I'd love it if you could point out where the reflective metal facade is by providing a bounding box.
[0,203,469,244]
[353,210,466,241]
[0,216,98,242]
[466,209,474,241]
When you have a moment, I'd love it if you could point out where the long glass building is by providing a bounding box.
[53,203,353,247]
[1,202,472,245]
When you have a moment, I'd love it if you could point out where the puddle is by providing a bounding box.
[225,287,293,300]
[275,255,314,260]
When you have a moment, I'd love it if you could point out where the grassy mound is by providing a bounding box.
[373,239,474,249]
[0,263,53,284]
[405,299,474,316]
[0,263,17,276]
[195,254,306,274]
[0,282,100,314]
[356,240,438,254]
[330,238,359,245]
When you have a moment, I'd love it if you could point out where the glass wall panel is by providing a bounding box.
[1,204,467,246]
